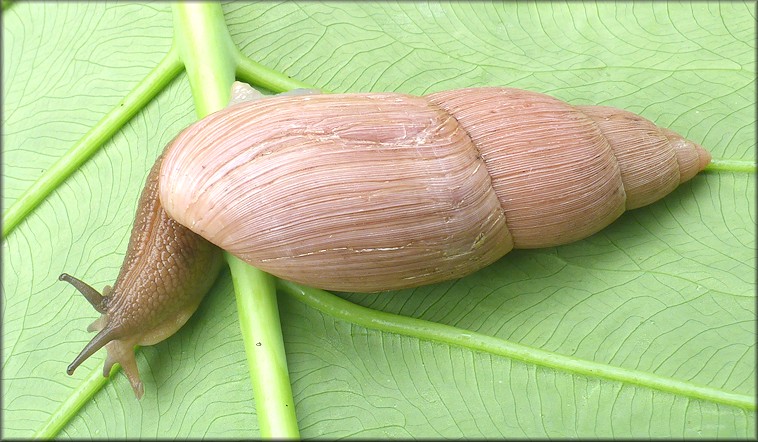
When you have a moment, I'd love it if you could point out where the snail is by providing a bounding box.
[59,154,224,399]
[61,82,711,398]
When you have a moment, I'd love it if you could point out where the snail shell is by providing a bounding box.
[159,86,710,293]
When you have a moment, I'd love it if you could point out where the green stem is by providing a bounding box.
[278,280,756,412]
[704,159,756,173]
[2,48,183,239]
[34,361,121,439]
[172,2,237,116]
[235,52,325,93]
[172,2,300,438]
[228,255,299,439]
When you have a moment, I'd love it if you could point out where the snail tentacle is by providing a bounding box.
[59,273,108,313]
[66,324,122,375]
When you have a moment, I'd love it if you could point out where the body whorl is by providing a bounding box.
[159,87,710,292]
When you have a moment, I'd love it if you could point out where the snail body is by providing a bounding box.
[62,83,710,398]
[60,155,224,398]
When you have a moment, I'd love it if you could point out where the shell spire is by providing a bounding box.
[427,87,710,247]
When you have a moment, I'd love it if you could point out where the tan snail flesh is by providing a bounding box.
[61,84,710,398]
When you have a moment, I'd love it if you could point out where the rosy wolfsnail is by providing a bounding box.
[60,83,711,398]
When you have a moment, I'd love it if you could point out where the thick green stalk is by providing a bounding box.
[172,2,300,438]
[228,255,299,439]
[172,2,237,115]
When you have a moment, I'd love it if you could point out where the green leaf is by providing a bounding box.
[2,1,754,438]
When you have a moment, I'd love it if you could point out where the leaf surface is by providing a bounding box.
[2,2,755,438]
